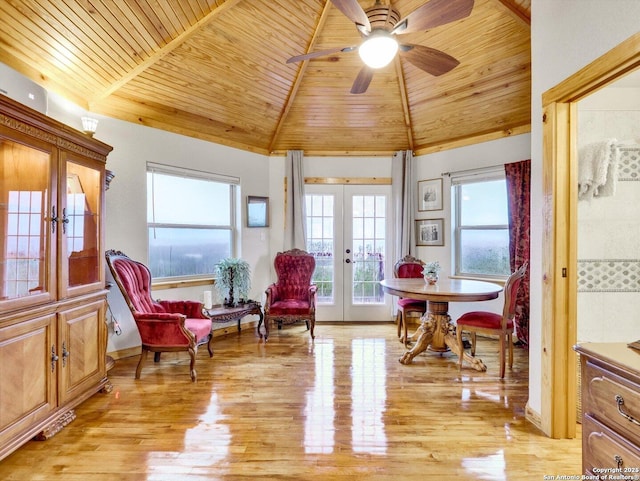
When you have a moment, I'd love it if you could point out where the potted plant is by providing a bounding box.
[422,260,441,285]
[214,257,251,307]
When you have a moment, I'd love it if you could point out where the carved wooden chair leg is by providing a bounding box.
[499,335,506,379]
[136,349,149,379]
[470,332,477,356]
[456,327,465,370]
[508,334,514,369]
[189,347,197,382]
[207,333,214,357]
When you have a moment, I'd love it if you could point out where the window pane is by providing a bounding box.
[460,229,510,276]
[147,172,230,225]
[306,194,335,303]
[148,227,231,277]
[460,180,508,226]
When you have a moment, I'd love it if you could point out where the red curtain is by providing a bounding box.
[505,159,531,347]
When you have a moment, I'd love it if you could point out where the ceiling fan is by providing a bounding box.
[287,0,474,94]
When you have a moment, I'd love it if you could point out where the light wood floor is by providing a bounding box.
[0,322,581,480]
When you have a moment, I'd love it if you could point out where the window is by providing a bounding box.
[147,163,238,279]
[451,169,510,278]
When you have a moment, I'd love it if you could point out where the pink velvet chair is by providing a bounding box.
[455,263,528,378]
[263,248,317,340]
[393,255,427,346]
[105,250,213,382]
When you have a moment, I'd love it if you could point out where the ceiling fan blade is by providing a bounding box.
[331,0,371,33]
[287,46,356,64]
[350,66,374,94]
[391,0,474,35]
[399,44,460,76]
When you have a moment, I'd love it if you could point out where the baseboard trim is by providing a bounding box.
[525,402,543,432]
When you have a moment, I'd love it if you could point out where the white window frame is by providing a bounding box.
[451,167,509,280]
[146,162,239,281]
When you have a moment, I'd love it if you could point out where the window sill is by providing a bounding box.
[449,275,506,287]
[152,277,215,291]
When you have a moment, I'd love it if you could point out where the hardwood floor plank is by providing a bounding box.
[0,323,581,480]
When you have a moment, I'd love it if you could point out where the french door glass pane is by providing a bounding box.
[351,195,385,304]
[306,194,334,303]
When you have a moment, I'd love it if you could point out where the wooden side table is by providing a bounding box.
[203,301,263,333]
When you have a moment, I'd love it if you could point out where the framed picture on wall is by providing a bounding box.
[418,178,443,211]
[415,218,444,246]
[247,196,269,227]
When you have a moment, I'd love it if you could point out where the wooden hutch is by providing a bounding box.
[0,95,112,460]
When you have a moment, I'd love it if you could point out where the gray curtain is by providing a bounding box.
[284,150,307,250]
[391,150,415,263]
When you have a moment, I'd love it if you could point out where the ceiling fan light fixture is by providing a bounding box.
[358,33,398,69]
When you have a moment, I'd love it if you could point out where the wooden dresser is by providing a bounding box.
[575,343,640,476]
[0,95,112,460]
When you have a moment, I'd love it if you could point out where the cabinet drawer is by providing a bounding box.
[584,360,640,447]
[583,415,640,473]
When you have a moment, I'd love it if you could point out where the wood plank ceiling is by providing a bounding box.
[0,0,531,156]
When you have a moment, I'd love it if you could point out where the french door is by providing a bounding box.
[305,184,392,321]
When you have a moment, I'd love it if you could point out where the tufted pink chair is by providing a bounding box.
[105,250,213,381]
[263,248,317,340]
[455,262,528,378]
[393,255,427,346]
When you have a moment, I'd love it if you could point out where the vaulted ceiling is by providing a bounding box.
[0,0,531,156]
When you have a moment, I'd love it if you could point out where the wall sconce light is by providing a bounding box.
[81,116,99,137]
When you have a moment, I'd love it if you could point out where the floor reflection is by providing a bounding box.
[351,338,387,454]
[147,392,231,472]
[303,337,388,455]
[462,449,507,481]
[304,339,335,454]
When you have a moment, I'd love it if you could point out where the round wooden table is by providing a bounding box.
[380,278,503,370]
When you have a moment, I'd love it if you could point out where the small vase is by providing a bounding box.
[424,273,438,285]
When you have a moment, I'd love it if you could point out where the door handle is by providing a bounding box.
[346,248,351,254]
[345,259,351,264]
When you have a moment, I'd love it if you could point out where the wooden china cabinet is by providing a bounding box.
[0,95,112,460]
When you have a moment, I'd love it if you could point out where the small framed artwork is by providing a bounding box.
[246,196,269,227]
[418,178,443,211]
[416,218,445,246]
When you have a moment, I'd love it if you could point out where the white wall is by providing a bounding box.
[531,0,640,416]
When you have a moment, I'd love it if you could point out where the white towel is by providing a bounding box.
[578,139,618,200]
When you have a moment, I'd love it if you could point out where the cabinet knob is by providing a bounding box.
[614,454,623,469]
[50,346,59,372]
[62,341,70,367]
[61,208,70,234]
[51,206,58,234]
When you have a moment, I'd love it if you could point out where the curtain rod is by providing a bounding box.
[441,164,504,177]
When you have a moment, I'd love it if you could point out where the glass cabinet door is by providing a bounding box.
[0,138,53,306]
[62,156,102,295]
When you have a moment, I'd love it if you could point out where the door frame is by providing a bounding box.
[541,32,640,438]
[305,177,393,322]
